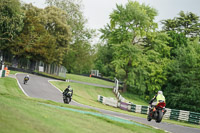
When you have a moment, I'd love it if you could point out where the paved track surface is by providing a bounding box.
[16,74,200,133]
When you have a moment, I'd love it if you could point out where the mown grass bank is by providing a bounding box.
[66,74,114,86]
[0,77,165,133]
[50,75,200,129]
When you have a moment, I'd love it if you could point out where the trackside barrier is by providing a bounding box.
[5,70,10,76]
[163,108,171,119]
[141,106,149,114]
[170,109,180,120]
[130,104,136,112]
[98,78,200,125]
[189,112,200,124]
[98,95,103,103]
[98,94,200,125]
[135,105,142,113]
[178,110,190,121]
[97,95,118,108]
[120,102,131,111]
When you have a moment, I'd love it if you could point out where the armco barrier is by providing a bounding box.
[103,97,118,107]
[98,78,200,125]
[98,95,103,103]
[130,104,136,112]
[117,92,120,99]
[120,102,130,111]
[141,106,149,114]
[118,95,125,102]
[163,108,171,119]
[98,95,200,124]
[135,105,142,113]
[170,109,180,121]
[98,95,118,108]
[178,110,190,121]
[188,112,200,124]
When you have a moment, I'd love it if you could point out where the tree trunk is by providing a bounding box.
[122,60,132,92]
[123,83,127,92]
[123,70,129,92]
[30,60,36,71]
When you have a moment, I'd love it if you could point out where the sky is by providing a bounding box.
[21,0,200,30]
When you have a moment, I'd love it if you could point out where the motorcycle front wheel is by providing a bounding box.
[63,97,70,104]
[156,110,163,123]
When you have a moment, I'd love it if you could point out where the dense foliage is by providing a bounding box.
[46,0,96,74]
[95,1,200,112]
[0,0,24,59]
[0,0,95,73]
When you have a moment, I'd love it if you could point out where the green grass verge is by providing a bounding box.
[34,70,66,80]
[66,74,114,86]
[121,92,148,106]
[51,81,116,107]
[9,70,21,75]
[50,81,200,129]
[0,77,165,133]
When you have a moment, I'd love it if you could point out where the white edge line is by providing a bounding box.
[15,73,30,97]
[48,80,78,102]
[48,80,63,93]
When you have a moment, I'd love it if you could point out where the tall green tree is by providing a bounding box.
[11,4,56,65]
[0,0,24,56]
[11,4,71,68]
[161,11,200,112]
[41,6,71,65]
[46,0,96,74]
[94,43,115,77]
[100,1,158,92]
[164,39,200,112]
[162,11,200,38]
[143,32,171,98]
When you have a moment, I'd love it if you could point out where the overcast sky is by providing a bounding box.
[22,0,200,30]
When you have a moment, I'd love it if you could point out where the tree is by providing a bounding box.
[41,6,71,65]
[143,32,171,98]
[100,1,158,92]
[162,11,200,38]
[94,43,115,77]
[0,0,24,57]
[11,4,71,68]
[164,39,200,112]
[46,0,96,74]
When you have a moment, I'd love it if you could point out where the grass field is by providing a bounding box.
[51,74,200,129]
[121,92,148,106]
[66,74,115,86]
[3,71,200,130]
[0,76,165,133]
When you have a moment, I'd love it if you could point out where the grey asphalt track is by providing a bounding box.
[15,73,200,133]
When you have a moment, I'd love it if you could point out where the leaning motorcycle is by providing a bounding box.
[147,101,166,123]
[24,77,29,84]
[63,91,72,104]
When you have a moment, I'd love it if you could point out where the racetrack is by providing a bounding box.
[16,73,200,133]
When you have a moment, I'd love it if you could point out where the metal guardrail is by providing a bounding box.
[97,78,200,125]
